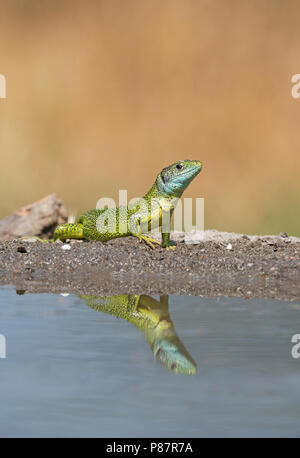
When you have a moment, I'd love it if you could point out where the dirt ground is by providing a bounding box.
[0,231,299,301]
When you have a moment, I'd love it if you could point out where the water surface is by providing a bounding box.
[0,286,299,437]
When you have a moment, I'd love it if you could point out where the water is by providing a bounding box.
[0,286,299,437]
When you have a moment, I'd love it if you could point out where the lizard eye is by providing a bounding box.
[176,164,183,170]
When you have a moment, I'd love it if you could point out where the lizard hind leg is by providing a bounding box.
[54,223,84,242]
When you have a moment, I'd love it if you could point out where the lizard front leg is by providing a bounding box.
[130,217,161,249]
[162,232,176,250]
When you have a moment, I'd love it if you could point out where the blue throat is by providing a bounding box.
[156,169,198,197]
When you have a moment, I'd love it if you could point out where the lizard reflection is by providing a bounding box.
[79,294,197,375]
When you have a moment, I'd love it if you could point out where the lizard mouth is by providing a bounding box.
[177,164,202,180]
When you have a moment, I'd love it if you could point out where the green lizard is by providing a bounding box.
[33,159,202,249]
[80,293,197,374]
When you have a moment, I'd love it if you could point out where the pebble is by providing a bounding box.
[17,246,27,253]
[280,232,289,238]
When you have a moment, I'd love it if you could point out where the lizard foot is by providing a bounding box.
[138,234,161,249]
[162,239,177,250]
[165,245,176,250]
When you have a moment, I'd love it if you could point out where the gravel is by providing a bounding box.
[0,231,299,301]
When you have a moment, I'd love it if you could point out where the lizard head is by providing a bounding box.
[152,336,197,375]
[156,159,202,197]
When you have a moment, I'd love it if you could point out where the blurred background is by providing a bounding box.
[0,0,299,235]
